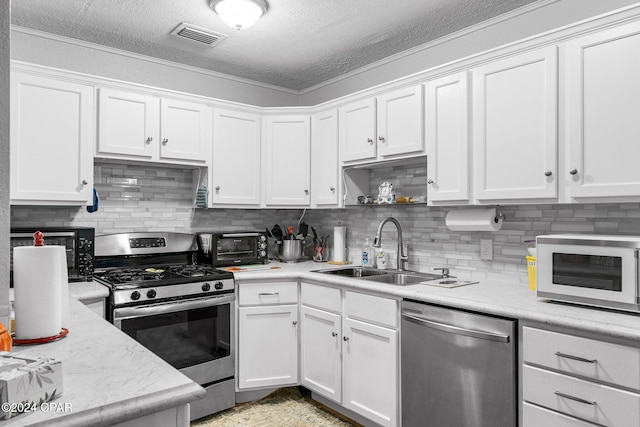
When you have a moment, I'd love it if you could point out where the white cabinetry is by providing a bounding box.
[97,88,211,165]
[563,20,640,200]
[522,326,640,427]
[10,72,94,205]
[237,281,299,390]
[211,108,261,206]
[311,109,339,206]
[425,71,470,203]
[472,46,557,201]
[300,282,399,427]
[263,115,311,206]
[339,85,423,164]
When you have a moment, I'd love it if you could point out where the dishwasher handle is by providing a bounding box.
[402,313,510,343]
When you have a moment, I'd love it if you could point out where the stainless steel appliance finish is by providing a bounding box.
[10,227,95,283]
[401,300,517,427]
[93,232,236,421]
[536,234,640,313]
[372,217,409,271]
[198,231,268,266]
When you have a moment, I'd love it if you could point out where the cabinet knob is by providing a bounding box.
[378,136,385,143]
[215,186,220,191]
[162,138,168,146]
[332,332,338,337]
[82,180,88,185]
[569,168,578,176]
[427,179,434,185]
[330,186,336,192]
[545,171,553,177]
[343,336,349,342]
[367,138,374,145]
[145,137,153,144]
[304,189,309,195]
[293,320,298,326]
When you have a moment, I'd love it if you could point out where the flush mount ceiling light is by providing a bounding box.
[210,0,268,30]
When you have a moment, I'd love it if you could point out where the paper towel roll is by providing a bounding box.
[58,250,70,329]
[13,246,64,339]
[333,225,347,262]
[445,208,503,232]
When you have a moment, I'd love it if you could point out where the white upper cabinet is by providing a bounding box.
[212,108,261,206]
[472,46,558,201]
[376,85,424,158]
[339,98,377,162]
[563,20,640,200]
[311,109,340,206]
[263,115,311,206]
[339,85,423,164]
[97,88,210,165]
[425,71,470,203]
[10,72,94,205]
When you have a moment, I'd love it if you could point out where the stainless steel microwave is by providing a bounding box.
[536,234,640,313]
[197,232,268,267]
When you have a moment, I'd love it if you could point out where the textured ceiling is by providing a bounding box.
[11,0,540,91]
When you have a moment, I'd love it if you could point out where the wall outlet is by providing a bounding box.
[480,239,493,260]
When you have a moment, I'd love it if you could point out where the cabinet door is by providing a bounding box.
[11,73,94,204]
[376,85,423,158]
[212,109,261,205]
[300,306,342,403]
[160,98,210,163]
[425,72,470,203]
[97,88,158,159]
[564,21,640,199]
[311,109,339,206]
[238,305,298,390]
[339,98,376,162]
[473,46,557,200]
[343,318,398,427]
[263,115,311,206]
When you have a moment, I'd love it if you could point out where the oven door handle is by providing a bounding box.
[114,294,236,320]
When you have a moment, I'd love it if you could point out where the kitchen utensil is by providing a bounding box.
[272,225,283,241]
[278,239,302,263]
[299,222,309,238]
[286,226,295,239]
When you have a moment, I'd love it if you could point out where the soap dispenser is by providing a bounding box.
[362,238,373,267]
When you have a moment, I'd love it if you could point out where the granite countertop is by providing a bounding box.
[233,261,640,343]
[1,298,205,426]
[68,281,109,302]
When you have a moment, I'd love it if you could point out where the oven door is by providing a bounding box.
[113,294,235,385]
[537,243,639,309]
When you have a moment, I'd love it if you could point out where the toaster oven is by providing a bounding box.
[198,232,268,267]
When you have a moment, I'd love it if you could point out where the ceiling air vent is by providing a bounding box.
[171,23,226,47]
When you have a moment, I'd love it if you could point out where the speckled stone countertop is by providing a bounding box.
[232,261,640,343]
[1,298,205,426]
[68,280,109,302]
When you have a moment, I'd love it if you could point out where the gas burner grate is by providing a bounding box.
[167,265,218,278]
[106,268,165,284]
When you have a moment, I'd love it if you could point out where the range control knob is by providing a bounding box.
[147,289,157,299]
[214,281,224,290]
[202,283,211,292]
[131,291,141,301]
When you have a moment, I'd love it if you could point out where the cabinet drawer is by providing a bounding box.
[238,281,298,306]
[523,326,640,390]
[523,402,596,427]
[301,282,341,313]
[523,365,640,427]
[345,291,397,328]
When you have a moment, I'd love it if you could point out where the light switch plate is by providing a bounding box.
[480,239,493,260]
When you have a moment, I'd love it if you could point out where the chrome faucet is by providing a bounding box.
[372,217,409,271]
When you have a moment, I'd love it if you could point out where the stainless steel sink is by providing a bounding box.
[313,267,441,285]
[363,272,442,286]
[312,267,391,278]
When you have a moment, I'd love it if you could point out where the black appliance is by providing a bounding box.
[197,231,268,267]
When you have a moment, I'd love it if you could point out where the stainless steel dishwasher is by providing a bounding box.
[401,300,517,427]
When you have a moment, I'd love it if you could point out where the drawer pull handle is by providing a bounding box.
[555,351,597,364]
[258,292,279,296]
[554,391,596,406]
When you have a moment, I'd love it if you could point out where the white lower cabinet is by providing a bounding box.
[522,325,640,427]
[300,282,399,427]
[237,281,299,390]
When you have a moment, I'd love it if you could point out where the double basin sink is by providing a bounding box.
[313,267,453,286]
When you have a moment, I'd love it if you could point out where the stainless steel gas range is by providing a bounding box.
[93,232,235,420]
